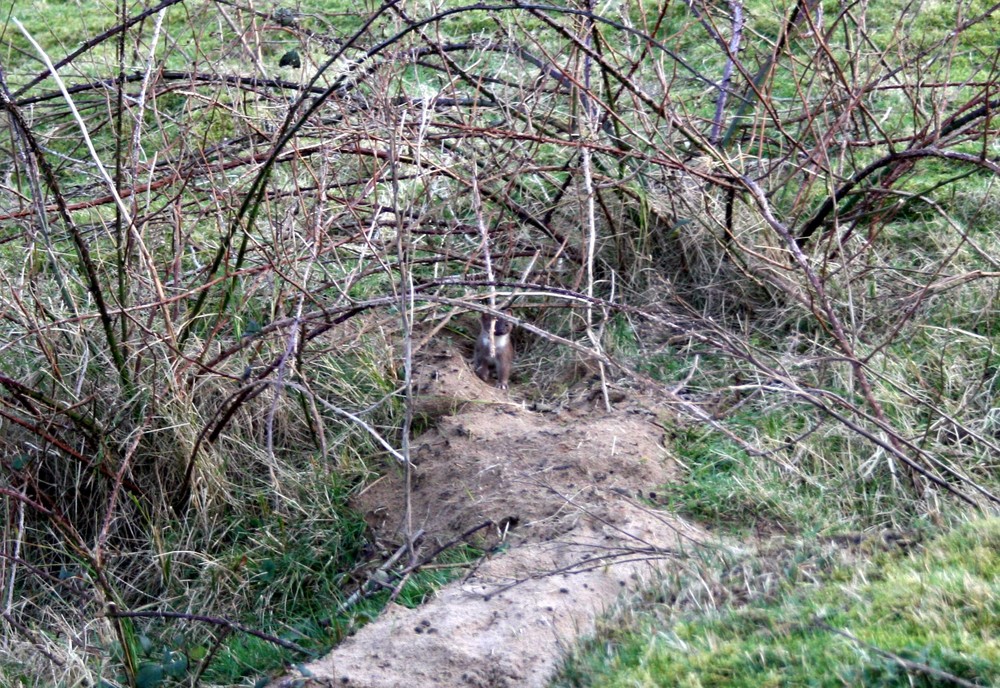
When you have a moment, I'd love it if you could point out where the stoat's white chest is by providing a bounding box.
[479,332,509,359]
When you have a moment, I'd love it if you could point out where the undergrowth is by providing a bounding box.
[0,0,997,685]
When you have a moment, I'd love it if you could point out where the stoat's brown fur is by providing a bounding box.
[473,313,514,389]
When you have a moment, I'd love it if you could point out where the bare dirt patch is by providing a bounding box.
[277,331,706,687]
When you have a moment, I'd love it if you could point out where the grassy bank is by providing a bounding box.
[555,519,1000,687]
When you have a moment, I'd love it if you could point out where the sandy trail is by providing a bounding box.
[276,342,704,687]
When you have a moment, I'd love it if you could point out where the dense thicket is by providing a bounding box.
[0,0,996,684]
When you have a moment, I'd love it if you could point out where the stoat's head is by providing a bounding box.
[480,312,513,337]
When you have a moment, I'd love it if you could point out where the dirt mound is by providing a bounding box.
[276,335,705,687]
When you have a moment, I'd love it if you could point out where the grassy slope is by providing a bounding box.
[555,519,1000,687]
[551,0,1000,683]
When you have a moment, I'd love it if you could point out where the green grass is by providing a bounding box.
[657,430,794,534]
[92,469,483,688]
[96,470,368,687]
[554,518,1000,688]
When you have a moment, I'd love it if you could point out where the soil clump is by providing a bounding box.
[277,334,705,687]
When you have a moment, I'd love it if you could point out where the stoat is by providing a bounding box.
[473,312,515,389]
